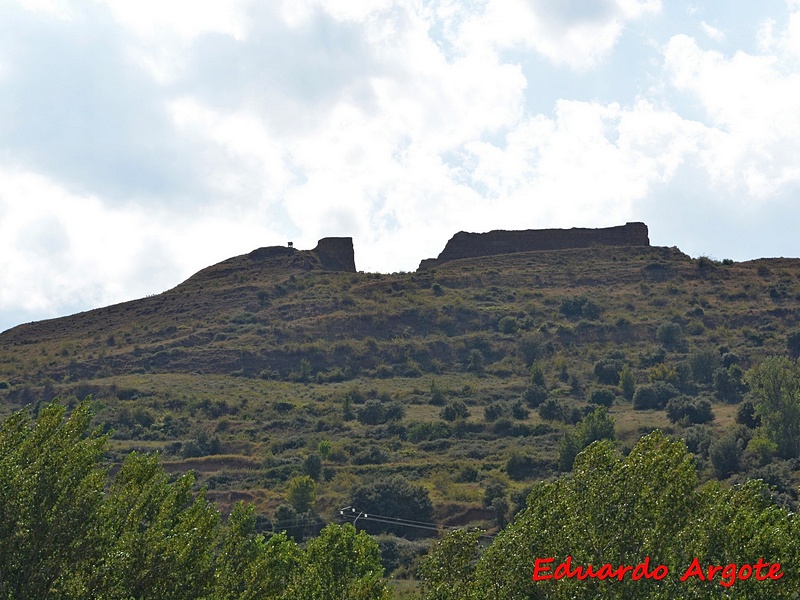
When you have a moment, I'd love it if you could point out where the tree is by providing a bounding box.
[787,328,800,359]
[84,451,220,599]
[418,529,482,600]
[0,400,107,599]
[747,356,800,458]
[467,432,799,599]
[709,433,742,478]
[618,364,636,400]
[440,400,469,422]
[713,366,742,403]
[735,400,761,429]
[0,400,222,599]
[589,387,615,407]
[272,504,303,541]
[304,454,323,481]
[0,401,398,599]
[558,407,615,471]
[350,476,433,537]
[317,439,332,460]
[356,399,386,425]
[523,383,548,408]
[286,475,317,513]
[497,316,518,334]
[505,452,540,480]
[593,357,625,385]
[632,381,678,410]
[214,503,302,600]
[537,398,563,421]
[295,524,389,600]
[483,402,505,422]
[665,395,714,425]
[466,348,485,374]
[656,321,684,347]
[529,362,546,386]
[688,348,719,384]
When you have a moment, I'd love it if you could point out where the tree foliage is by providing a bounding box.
[418,529,482,600]
[747,356,800,458]
[466,432,799,599]
[350,476,434,537]
[0,401,107,598]
[286,475,317,513]
[0,401,391,599]
[557,407,615,471]
[665,395,714,425]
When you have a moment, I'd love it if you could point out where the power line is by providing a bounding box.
[338,506,495,539]
[257,506,496,539]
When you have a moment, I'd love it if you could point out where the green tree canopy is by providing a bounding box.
[0,401,392,599]
[444,431,798,599]
[746,356,800,458]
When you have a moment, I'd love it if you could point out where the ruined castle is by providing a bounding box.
[418,222,650,270]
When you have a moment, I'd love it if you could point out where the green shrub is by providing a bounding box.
[714,367,743,403]
[356,400,386,425]
[709,434,742,478]
[440,400,469,422]
[483,402,505,422]
[350,476,433,538]
[498,316,518,334]
[304,454,323,481]
[429,380,445,405]
[788,329,800,359]
[408,421,451,442]
[537,398,563,421]
[619,364,636,400]
[505,452,542,480]
[735,400,761,429]
[466,349,485,373]
[558,407,615,471]
[688,348,719,384]
[665,395,714,424]
[633,381,678,410]
[656,321,684,348]
[510,400,529,420]
[593,357,624,385]
[559,296,586,318]
[523,383,547,408]
[519,334,544,366]
[589,388,616,407]
[682,425,712,456]
[352,446,390,465]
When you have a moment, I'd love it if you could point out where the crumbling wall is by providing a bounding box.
[419,223,649,269]
[313,237,357,272]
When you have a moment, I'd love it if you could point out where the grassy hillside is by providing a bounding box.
[1,242,799,556]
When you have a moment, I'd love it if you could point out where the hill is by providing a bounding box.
[1,226,800,564]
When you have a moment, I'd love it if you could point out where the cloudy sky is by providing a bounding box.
[2,0,800,332]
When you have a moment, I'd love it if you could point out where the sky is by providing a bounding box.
[2,0,800,333]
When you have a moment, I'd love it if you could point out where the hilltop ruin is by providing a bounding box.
[418,222,650,270]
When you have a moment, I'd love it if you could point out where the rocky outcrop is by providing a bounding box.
[419,223,649,270]
[312,237,356,272]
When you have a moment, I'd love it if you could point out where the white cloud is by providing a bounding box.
[14,0,73,20]
[786,9,800,56]
[459,98,711,231]
[701,21,726,44]
[0,167,286,325]
[456,0,661,70]
[664,33,800,199]
[99,0,248,41]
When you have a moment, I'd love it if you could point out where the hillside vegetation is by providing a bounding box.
[2,241,800,586]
